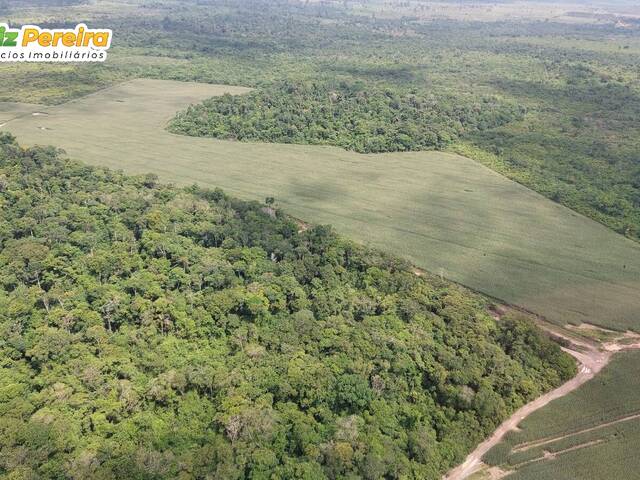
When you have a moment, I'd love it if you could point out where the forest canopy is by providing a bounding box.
[0,134,575,479]
[169,80,524,153]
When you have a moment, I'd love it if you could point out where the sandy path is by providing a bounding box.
[443,329,640,480]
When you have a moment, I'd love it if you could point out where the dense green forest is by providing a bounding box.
[169,80,523,153]
[0,133,575,479]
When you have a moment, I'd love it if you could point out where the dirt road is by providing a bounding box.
[443,327,640,480]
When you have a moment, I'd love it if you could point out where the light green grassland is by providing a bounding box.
[483,351,640,480]
[0,102,43,125]
[1,79,639,330]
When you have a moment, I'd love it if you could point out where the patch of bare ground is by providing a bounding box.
[488,304,509,321]
[469,465,512,480]
[567,322,640,344]
[572,323,616,333]
[567,322,618,340]
[292,216,310,234]
[618,330,640,342]
[603,340,640,352]
[485,466,511,480]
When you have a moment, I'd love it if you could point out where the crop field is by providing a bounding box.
[482,351,640,479]
[1,79,639,331]
[0,102,42,126]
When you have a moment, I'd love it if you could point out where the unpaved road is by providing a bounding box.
[443,329,640,480]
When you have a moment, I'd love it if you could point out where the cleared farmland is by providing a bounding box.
[1,79,639,330]
[482,350,640,479]
[0,102,43,126]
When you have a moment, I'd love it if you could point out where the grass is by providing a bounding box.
[0,102,42,126]
[483,350,640,479]
[1,79,639,331]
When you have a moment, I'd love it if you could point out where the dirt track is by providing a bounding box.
[443,327,640,480]
[512,411,640,453]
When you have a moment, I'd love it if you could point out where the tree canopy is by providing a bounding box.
[0,133,575,479]
[169,80,524,153]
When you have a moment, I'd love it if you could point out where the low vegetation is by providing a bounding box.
[0,133,575,479]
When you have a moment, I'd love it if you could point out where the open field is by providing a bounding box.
[0,102,43,126]
[1,79,639,330]
[481,350,640,480]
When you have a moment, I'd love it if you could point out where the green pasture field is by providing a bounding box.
[0,102,42,125]
[483,350,640,479]
[1,79,639,331]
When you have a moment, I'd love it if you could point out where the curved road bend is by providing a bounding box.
[443,334,640,480]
